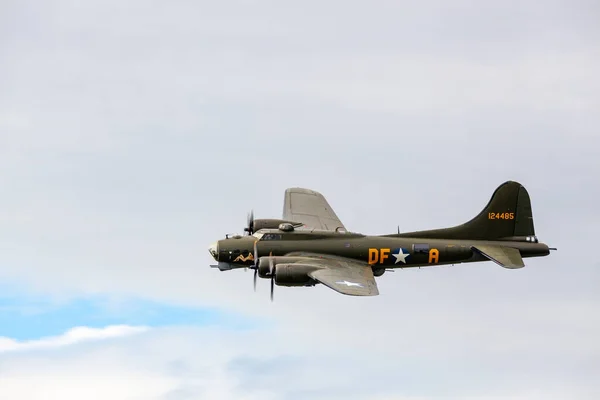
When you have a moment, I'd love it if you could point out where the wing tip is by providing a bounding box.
[285,187,323,196]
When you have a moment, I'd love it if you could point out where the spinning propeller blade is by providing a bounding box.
[251,240,259,292]
[268,252,274,302]
[244,210,255,235]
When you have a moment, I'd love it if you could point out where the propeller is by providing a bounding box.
[252,240,259,291]
[244,210,255,235]
[269,253,275,302]
[249,244,276,302]
[271,275,275,302]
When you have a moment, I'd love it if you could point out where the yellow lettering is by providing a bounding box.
[380,248,390,264]
[368,248,379,265]
[489,212,517,220]
[429,248,439,263]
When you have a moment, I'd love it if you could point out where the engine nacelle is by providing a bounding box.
[252,219,299,231]
[274,264,317,287]
[257,256,319,287]
[257,255,302,278]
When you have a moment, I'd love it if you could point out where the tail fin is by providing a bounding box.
[396,181,536,240]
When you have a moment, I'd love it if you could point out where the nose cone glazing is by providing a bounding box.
[208,242,218,260]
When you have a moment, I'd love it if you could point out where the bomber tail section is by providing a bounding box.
[394,181,537,241]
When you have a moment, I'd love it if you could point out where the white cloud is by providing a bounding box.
[0,324,598,400]
[0,325,148,353]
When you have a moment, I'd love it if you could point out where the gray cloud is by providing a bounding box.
[1,0,599,398]
[2,325,599,399]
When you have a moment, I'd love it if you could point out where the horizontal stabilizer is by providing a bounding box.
[471,245,524,269]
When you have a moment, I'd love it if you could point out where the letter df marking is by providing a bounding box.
[380,248,390,264]
[368,248,392,264]
[368,248,379,265]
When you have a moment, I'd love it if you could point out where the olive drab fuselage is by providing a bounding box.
[212,230,549,272]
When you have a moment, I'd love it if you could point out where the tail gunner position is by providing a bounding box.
[208,181,555,300]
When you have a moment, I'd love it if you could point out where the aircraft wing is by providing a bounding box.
[285,253,378,296]
[282,188,346,231]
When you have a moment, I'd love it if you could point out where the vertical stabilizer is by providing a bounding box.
[395,181,536,240]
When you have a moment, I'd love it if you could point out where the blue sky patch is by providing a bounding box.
[0,288,261,340]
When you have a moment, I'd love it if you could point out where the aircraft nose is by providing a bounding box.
[208,242,218,261]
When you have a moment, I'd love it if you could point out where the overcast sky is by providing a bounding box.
[1,0,599,399]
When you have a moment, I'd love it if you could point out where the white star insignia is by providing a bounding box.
[392,248,409,264]
[335,280,364,287]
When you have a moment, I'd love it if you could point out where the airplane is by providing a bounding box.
[208,181,555,300]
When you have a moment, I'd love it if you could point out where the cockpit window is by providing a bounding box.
[261,233,282,241]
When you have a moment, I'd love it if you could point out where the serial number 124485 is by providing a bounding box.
[488,212,515,220]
